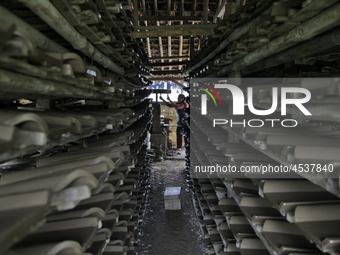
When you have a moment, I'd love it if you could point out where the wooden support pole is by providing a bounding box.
[156,21,164,70]
[154,0,158,16]
[133,0,138,25]
[145,21,152,58]
[190,36,195,59]
[142,0,146,16]
[179,20,184,70]
[203,0,208,24]
[168,21,172,70]
[192,0,197,16]
[203,0,209,42]
[167,0,171,16]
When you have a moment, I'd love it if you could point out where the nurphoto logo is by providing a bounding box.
[194,80,312,128]
[201,83,311,116]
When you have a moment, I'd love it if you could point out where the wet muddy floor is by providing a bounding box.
[136,157,208,255]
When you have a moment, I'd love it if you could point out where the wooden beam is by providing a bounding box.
[153,0,161,68]
[167,0,171,16]
[198,36,201,51]
[141,0,146,16]
[179,21,184,70]
[145,21,152,58]
[203,0,209,24]
[168,21,172,70]
[149,56,190,60]
[135,24,216,31]
[155,37,200,41]
[151,70,183,75]
[192,0,197,16]
[203,0,209,42]
[131,27,215,38]
[156,21,164,70]
[145,61,190,66]
[150,51,189,55]
[149,43,198,47]
[190,36,195,59]
[133,0,138,25]
[146,37,151,58]
[154,0,158,16]
[138,16,202,21]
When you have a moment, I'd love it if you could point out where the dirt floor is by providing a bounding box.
[136,154,208,255]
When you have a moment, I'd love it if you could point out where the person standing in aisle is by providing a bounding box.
[160,94,188,152]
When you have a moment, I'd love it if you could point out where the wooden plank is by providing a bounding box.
[192,0,197,16]
[157,21,164,69]
[133,0,138,25]
[138,16,203,21]
[145,21,152,58]
[203,0,208,24]
[142,0,146,16]
[131,27,215,38]
[149,56,190,60]
[168,21,172,70]
[145,61,190,66]
[135,24,216,31]
[179,21,184,69]
[203,0,209,42]
[154,0,158,16]
[190,36,195,59]
[167,0,171,16]
[180,0,184,16]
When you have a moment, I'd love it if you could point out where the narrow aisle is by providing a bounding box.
[137,159,207,255]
